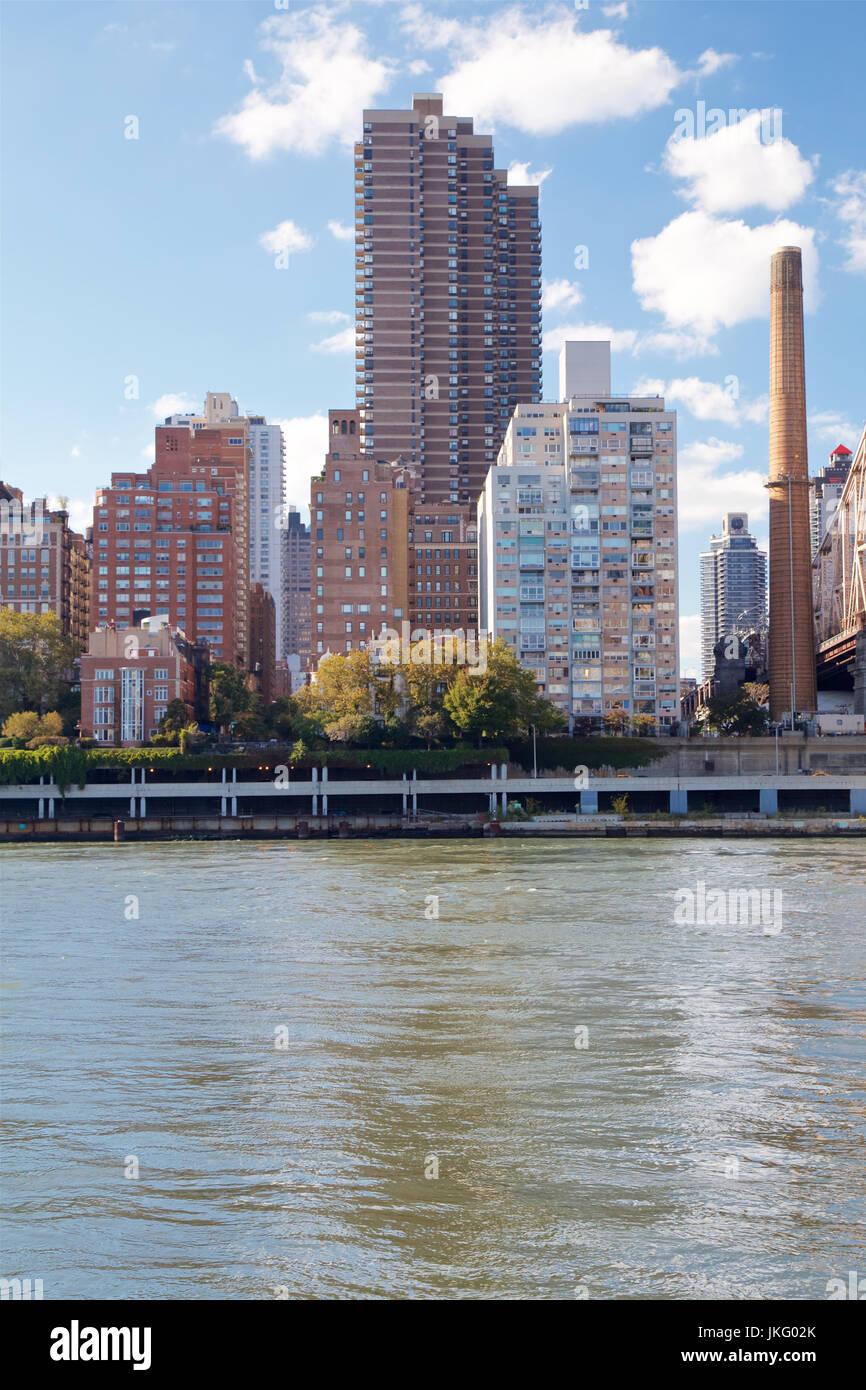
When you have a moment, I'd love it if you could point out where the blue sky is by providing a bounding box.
[3,0,865,674]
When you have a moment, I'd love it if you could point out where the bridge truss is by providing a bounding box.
[813,423,866,654]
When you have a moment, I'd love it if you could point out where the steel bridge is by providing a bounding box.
[813,423,866,706]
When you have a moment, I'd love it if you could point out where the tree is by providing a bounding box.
[742,682,770,709]
[208,661,251,737]
[267,695,299,739]
[630,714,657,737]
[158,699,189,736]
[443,639,563,743]
[234,695,267,741]
[706,689,770,736]
[603,708,629,736]
[2,710,66,745]
[0,609,78,722]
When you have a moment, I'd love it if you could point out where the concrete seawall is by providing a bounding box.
[2,814,865,843]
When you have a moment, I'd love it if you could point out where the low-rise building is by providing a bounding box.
[80,617,207,745]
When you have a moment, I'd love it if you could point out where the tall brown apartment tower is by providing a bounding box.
[767,246,817,721]
[355,94,542,504]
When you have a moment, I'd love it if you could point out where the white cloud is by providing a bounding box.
[543,320,638,354]
[308,309,350,325]
[742,395,770,425]
[634,327,718,359]
[141,444,155,461]
[695,49,737,77]
[632,211,819,335]
[273,413,330,510]
[808,410,859,445]
[310,326,355,354]
[401,5,683,134]
[831,170,866,274]
[631,375,769,426]
[259,219,313,257]
[679,613,702,678]
[507,160,552,187]
[47,495,91,535]
[665,377,740,423]
[151,393,198,419]
[215,10,394,159]
[327,219,354,242]
[69,446,81,458]
[664,111,815,214]
[602,3,629,19]
[542,278,583,314]
[677,437,768,530]
[408,59,431,75]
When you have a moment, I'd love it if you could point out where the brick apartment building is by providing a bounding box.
[91,419,250,667]
[355,94,542,503]
[248,581,276,707]
[408,502,478,633]
[310,409,411,659]
[0,484,91,644]
[80,616,206,745]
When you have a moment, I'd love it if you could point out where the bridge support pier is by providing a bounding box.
[580,790,598,814]
[760,789,778,815]
[851,789,866,815]
[669,789,688,815]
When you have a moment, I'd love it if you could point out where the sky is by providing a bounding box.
[2,0,865,676]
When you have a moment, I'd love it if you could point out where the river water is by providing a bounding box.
[1,838,864,1300]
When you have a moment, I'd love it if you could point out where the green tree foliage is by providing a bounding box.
[158,699,189,735]
[208,661,251,736]
[706,689,770,736]
[1,709,67,747]
[443,639,564,743]
[0,610,78,721]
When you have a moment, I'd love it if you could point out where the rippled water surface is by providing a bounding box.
[2,838,864,1300]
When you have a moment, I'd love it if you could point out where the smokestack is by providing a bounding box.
[767,246,817,722]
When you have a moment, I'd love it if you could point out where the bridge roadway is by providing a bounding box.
[4,766,866,819]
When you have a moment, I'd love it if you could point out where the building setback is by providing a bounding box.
[478,343,680,728]
[699,514,767,679]
[0,484,90,644]
[92,420,249,667]
[80,616,204,745]
[310,409,411,660]
[355,94,542,504]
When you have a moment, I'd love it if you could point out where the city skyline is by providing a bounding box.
[2,0,865,679]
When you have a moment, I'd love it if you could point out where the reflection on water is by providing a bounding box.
[1,839,864,1299]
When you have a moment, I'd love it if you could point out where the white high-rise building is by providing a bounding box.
[165,394,286,658]
[699,514,767,679]
[478,342,680,728]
